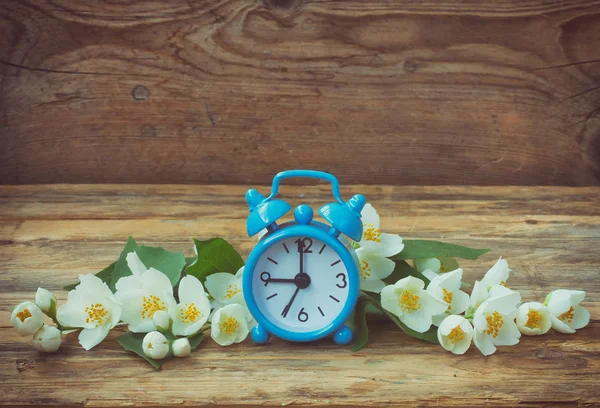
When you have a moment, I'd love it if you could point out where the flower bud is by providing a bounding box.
[142,331,169,360]
[172,337,191,357]
[35,288,57,315]
[516,302,551,336]
[11,302,45,336]
[437,315,474,355]
[32,325,62,352]
[153,310,171,331]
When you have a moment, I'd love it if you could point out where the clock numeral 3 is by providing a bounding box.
[298,307,309,322]
[336,273,347,288]
[295,237,313,253]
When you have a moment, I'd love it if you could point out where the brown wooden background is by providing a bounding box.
[1,0,600,185]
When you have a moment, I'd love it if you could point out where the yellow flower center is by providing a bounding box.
[399,291,421,313]
[363,223,381,243]
[448,325,465,344]
[141,295,166,319]
[439,263,448,273]
[219,316,240,336]
[147,342,153,349]
[16,308,32,322]
[360,260,371,279]
[180,303,202,324]
[484,311,503,338]
[499,280,508,287]
[85,303,110,327]
[525,309,543,329]
[442,288,453,311]
[559,306,574,323]
[224,284,241,300]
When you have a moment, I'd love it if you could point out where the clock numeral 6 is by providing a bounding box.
[295,237,313,253]
[298,307,309,322]
[336,273,347,288]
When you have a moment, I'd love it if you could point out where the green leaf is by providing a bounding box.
[359,291,439,345]
[110,236,139,291]
[117,331,169,370]
[186,238,245,283]
[63,261,116,291]
[135,245,185,287]
[383,260,431,286]
[392,240,490,261]
[188,332,205,350]
[351,297,370,352]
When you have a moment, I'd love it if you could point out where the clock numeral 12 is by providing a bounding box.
[295,237,313,253]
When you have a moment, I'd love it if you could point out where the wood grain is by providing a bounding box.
[1,1,600,185]
[0,184,598,407]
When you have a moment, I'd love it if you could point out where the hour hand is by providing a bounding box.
[260,272,294,286]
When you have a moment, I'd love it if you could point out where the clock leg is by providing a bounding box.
[333,325,353,345]
[251,324,271,345]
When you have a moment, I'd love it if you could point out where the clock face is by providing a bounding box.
[250,235,351,334]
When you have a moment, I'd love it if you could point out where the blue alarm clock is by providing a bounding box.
[242,170,366,345]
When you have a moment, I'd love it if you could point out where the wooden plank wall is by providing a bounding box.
[1,0,599,185]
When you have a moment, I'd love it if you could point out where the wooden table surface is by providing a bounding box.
[0,184,599,407]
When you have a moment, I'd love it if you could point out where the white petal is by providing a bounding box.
[427,268,463,298]
[438,314,467,336]
[474,330,496,356]
[570,306,590,330]
[78,325,111,350]
[360,203,380,229]
[419,290,449,316]
[470,281,489,311]
[78,274,114,299]
[451,290,470,315]
[399,307,432,333]
[357,248,395,279]
[494,320,521,346]
[488,285,515,298]
[568,290,586,305]
[57,299,89,328]
[550,314,576,333]
[380,286,404,317]
[547,290,573,316]
[379,233,404,257]
[421,269,439,282]
[482,257,510,286]
[143,268,174,297]
[415,258,441,274]
[205,273,236,302]
[481,292,521,315]
[126,252,147,276]
[402,276,426,292]
[115,274,144,293]
[360,278,386,293]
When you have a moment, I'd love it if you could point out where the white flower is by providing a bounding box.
[172,337,191,357]
[211,304,250,346]
[546,290,590,334]
[171,275,211,336]
[359,204,404,257]
[205,267,255,325]
[356,247,394,293]
[381,276,448,333]
[142,331,169,360]
[473,292,521,356]
[57,274,123,350]
[32,325,62,352]
[205,267,245,307]
[426,269,470,326]
[11,301,45,336]
[437,315,474,355]
[468,257,515,312]
[415,257,460,279]
[115,252,176,333]
[516,302,551,336]
[35,288,57,314]
[153,310,171,331]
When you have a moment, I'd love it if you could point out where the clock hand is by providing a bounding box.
[281,286,300,318]
[268,278,295,283]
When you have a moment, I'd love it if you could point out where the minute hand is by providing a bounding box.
[282,286,300,318]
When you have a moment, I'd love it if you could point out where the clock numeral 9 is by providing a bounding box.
[295,237,313,253]
[260,271,271,286]
[298,307,309,322]
[336,273,347,288]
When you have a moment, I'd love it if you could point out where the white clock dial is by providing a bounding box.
[251,236,350,334]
